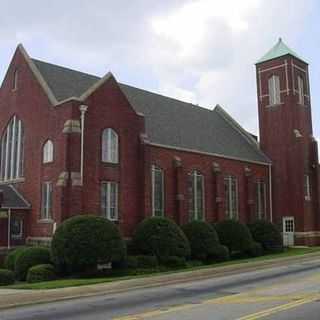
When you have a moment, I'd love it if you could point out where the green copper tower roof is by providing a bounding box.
[257,38,305,64]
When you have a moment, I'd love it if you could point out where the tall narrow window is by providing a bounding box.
[188,170,204,221]
[101,181,119,220]
[256,180,266,219]
[304,174,311,200]
[41,182,53,220]
[13,69,18,90]
[151,165,164,216]
[298,76,304,105]
[0,115,24,181]
[43,140,54,163]
[102,128,119,163]
[268,75,280,105]
[224,175,238,219]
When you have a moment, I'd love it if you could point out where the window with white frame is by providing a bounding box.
[102,128,119,163]
[43,140,54,163]
[304,174,311,200]
[224,175,238,219]
[41,182,53,220]
[268,75,281,105]
[151,165,164,217]
[188,170,205,221]
[0,115,24,181]
[298,75,304,105]
[101,181,119,221]
[256,180,267,219]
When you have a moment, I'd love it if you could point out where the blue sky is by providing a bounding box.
[0,0,319,140]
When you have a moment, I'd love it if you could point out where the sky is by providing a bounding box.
[1,0,319,140]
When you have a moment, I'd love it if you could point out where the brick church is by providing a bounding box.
[0,39,319,248]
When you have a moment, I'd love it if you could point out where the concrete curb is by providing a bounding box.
[1,252,320,311]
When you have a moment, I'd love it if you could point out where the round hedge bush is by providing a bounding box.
[51,215,126,274]
[132,217,190,261]
[4,246,28,271]
[214,220,254,254]
[15,247,51,281]
[161,256,187,269]
[246,242,264,257]
[26,264,56,283]
[182,221,220,262]
[247,220,283,253]
[208,245,230,262]
[0,269,15,286]
[136,255,158,269]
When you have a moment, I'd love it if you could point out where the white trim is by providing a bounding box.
[268,164,273,222]
[102,128,119,164]
[101,181,119,221]
[16,120,22,177]
[258,63,286,73]
[224,175,238,219]
[9,116,16,180]
[147,142,270,166]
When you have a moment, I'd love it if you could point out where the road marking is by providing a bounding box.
[235,294,320,320]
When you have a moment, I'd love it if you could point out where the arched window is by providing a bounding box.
[151,165,164,217]
[13,69,18,90]
[43,140,54,163]
[102,128,119,163]
[0,115,24,181]
[297,75,304,105]
[188,170,205,221]
[268,75,280,105]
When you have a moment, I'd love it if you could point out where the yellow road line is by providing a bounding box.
[236,294,320,320]
[113,272,320,320]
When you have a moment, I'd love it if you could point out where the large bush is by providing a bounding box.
[15,247,51,281]
[0,269,15,286]
[51,215,126,274]
[214,220,253,254]
[132,217,190,261]
[208,245,230,262]
[4,246,28,271]
[248,220,283,253]
[182,221,220,262]
[26,264,56,283]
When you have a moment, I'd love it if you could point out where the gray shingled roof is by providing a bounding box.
[0,185,31,209]
[32,59,270,164]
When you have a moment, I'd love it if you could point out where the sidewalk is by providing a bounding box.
[1,252,320,310]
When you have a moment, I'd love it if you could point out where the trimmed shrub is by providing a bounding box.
[247,220,283,253]
[15,247,51,281]
[126,256,138,269]
[214,220,254,254]
[51,215,126,274]
[136,255,158,269]
[161,256,187,269]
[4,246,28,271]
[187,260,204,268]
[26,264,56,283]
[0,269,15,286]
[182,221,220,262]
[132,217,190,261]
[208,245,230,263]
[246,242,264,257]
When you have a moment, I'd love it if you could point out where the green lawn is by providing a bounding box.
[7,247,320,290]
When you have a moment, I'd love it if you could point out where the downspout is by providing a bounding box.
[268,164,273,223]
[79,105,88,186]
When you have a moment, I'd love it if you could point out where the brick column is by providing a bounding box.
[212,162,224,222]
[244,166,255,223]
[173,156,185,225]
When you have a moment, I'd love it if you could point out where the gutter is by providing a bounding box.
[268,164,273,222]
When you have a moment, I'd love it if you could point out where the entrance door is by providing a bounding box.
[283,217,295,247]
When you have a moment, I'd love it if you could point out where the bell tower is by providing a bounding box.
[256,38,320,245]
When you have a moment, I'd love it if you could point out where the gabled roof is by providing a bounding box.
[257,38,305,64]
[0,184,31,210]
[27,52,271,165]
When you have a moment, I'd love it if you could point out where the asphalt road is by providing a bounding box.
[1,258,320,320]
